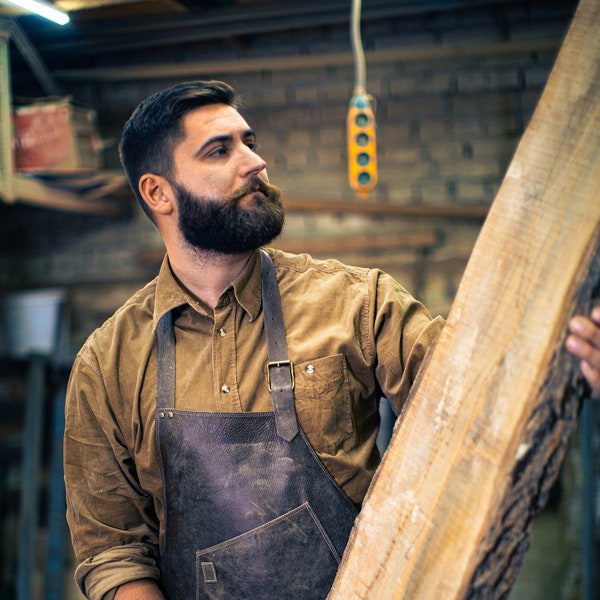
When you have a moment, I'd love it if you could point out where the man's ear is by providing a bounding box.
[139,173,175,216]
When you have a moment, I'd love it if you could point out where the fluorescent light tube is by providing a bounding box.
[2,0,70,25]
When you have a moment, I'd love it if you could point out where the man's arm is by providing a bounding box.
[567,306,600,397]
[114,579,166,600]
[65,350,161,599]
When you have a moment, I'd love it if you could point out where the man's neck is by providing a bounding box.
[168,245,254,309]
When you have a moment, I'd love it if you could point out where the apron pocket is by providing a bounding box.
[196,502,340,600]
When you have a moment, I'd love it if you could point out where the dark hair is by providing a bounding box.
[119,80,240,220]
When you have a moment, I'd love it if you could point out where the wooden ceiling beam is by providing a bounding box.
[54,38,560,82]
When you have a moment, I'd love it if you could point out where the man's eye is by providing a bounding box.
[209,146,228,157]
[246,140,258,152]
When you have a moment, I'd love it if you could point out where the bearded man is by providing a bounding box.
[64,80,600,600]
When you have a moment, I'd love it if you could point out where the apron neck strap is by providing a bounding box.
[156,309,175,411]
[155,250,299,442]
[260,249,298,442]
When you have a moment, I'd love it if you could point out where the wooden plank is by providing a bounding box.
[282,198,489,221]
[136,232,440,267]
[0,32,14,203]
[328,0,600,598]
[271,232,440,255]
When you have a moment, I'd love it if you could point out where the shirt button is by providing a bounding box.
[305,364,315,374]
[221,385,231,394]
[218,328,227,337]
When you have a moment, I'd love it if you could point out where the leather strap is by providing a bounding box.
[156,251,298,441]
[260,249,298,442]
[156,309,175,410]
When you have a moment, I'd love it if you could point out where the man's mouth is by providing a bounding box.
[231,178,270,204]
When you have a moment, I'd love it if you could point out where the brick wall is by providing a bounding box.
[0,0,578,344]
[0,3,587,595]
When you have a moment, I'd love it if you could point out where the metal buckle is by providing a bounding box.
[266,360,295,392]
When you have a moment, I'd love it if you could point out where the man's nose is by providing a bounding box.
[241,145,267,177]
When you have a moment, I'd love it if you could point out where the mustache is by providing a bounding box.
[227,176,281,203]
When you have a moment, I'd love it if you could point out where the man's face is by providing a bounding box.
[170,104,284,254]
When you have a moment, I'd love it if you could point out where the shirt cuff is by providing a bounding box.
[74,543,160,600]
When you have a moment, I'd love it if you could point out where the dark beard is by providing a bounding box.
[174,176,285,254]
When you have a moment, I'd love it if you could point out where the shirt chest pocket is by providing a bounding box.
[293,354,352,456]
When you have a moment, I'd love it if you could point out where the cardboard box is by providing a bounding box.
[13,97,101,173]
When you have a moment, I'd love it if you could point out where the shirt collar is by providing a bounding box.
[152,249,263,330]
[230,248,262,321]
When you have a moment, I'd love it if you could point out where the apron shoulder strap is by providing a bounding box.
[156,309,175,410]
[260,249,299,442]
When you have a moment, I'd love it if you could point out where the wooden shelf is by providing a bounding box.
[3,171,128,215]
[283,196,489,221]
[0,20,127,217]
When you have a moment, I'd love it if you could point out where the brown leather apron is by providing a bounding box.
[155,250,358,599]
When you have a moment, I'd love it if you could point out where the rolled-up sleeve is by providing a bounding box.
[74,544,160,600]
[64,350,160,599]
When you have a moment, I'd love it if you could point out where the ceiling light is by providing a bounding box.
[2,0,70,25]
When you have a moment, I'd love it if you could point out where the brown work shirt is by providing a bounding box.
[64,247,444,599]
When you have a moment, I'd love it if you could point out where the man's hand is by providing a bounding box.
[114,579,166,600]
[567,306,600,398]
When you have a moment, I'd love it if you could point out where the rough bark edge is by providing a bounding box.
[466,230,600,599]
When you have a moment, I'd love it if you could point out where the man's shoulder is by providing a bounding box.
[78,276,159,361]
[266,247,371,280]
